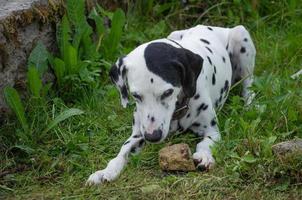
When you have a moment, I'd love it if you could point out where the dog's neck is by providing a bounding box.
[172,91,189,120]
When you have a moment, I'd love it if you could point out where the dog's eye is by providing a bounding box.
[132,92,142,102]
[161,89,174,100]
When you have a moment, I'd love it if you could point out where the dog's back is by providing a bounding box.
[168,25,256,105]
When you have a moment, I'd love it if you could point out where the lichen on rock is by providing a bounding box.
[159,143,196,172]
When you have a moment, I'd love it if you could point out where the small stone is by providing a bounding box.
[159,143,195,171]
[272,138,302,157]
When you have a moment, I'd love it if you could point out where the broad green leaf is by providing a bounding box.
[57,15,71,64]
[67,0,93,52]
[13,145,35,154]
[42,108,84,134]
[67,0,86,27]
[82,29,97,59]
[67,45,78,74]
[72,23,90,53]
[89,8,105,54]
[4,87,28,132]
[53,58,65,86]
[103,8,125,59]
[27,66,42,97]
[27,41,49,75]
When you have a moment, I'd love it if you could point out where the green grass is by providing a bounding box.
[1,1,302,199]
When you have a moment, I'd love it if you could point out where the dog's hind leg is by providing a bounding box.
[86,111,144,185]
[228,25,256,105]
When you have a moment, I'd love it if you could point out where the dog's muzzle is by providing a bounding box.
[144,129,162,143]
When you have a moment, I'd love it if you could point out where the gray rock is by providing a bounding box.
[272,138,302,157]
[159,143,196,171]
[0,0,64,120]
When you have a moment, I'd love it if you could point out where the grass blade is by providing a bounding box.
[42,108,84,134]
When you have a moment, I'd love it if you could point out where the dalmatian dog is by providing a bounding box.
[86,25,256,185]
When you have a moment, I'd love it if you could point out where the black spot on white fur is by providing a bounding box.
[220,88,224,95]
[194,94,200,99]
[121,85,128,99]
[138,139,144,147]
[219,95,222,102]
[205,46,213,54]
[121,67,127,78]
[109,64,119,82]
[240,47,246,53]
[196,103,208,116]
[150,78,153,83]
[192,122,201,127]
[207,56,212,65]
[130,147,136,153]
[118,57,124,68]
[200,38,210,45]
[207,26,213,31]
[224,80,229,91]
[211,119,216,126]
[222,56,226,63]
[212,73,216,85]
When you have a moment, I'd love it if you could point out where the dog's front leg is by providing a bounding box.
[86,111,144,185]
[190,109,221,170]
[193,125,220,170]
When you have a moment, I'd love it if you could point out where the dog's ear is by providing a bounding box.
[174,48,203,98]
[109,57,129,108]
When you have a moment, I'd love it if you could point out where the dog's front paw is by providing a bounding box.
[86,169,116,186]
[193,150,215,171]
[86,156,126,186]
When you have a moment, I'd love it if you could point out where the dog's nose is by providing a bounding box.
[144,129,162,143]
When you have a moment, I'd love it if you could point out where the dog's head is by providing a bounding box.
[110,40,203,143]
